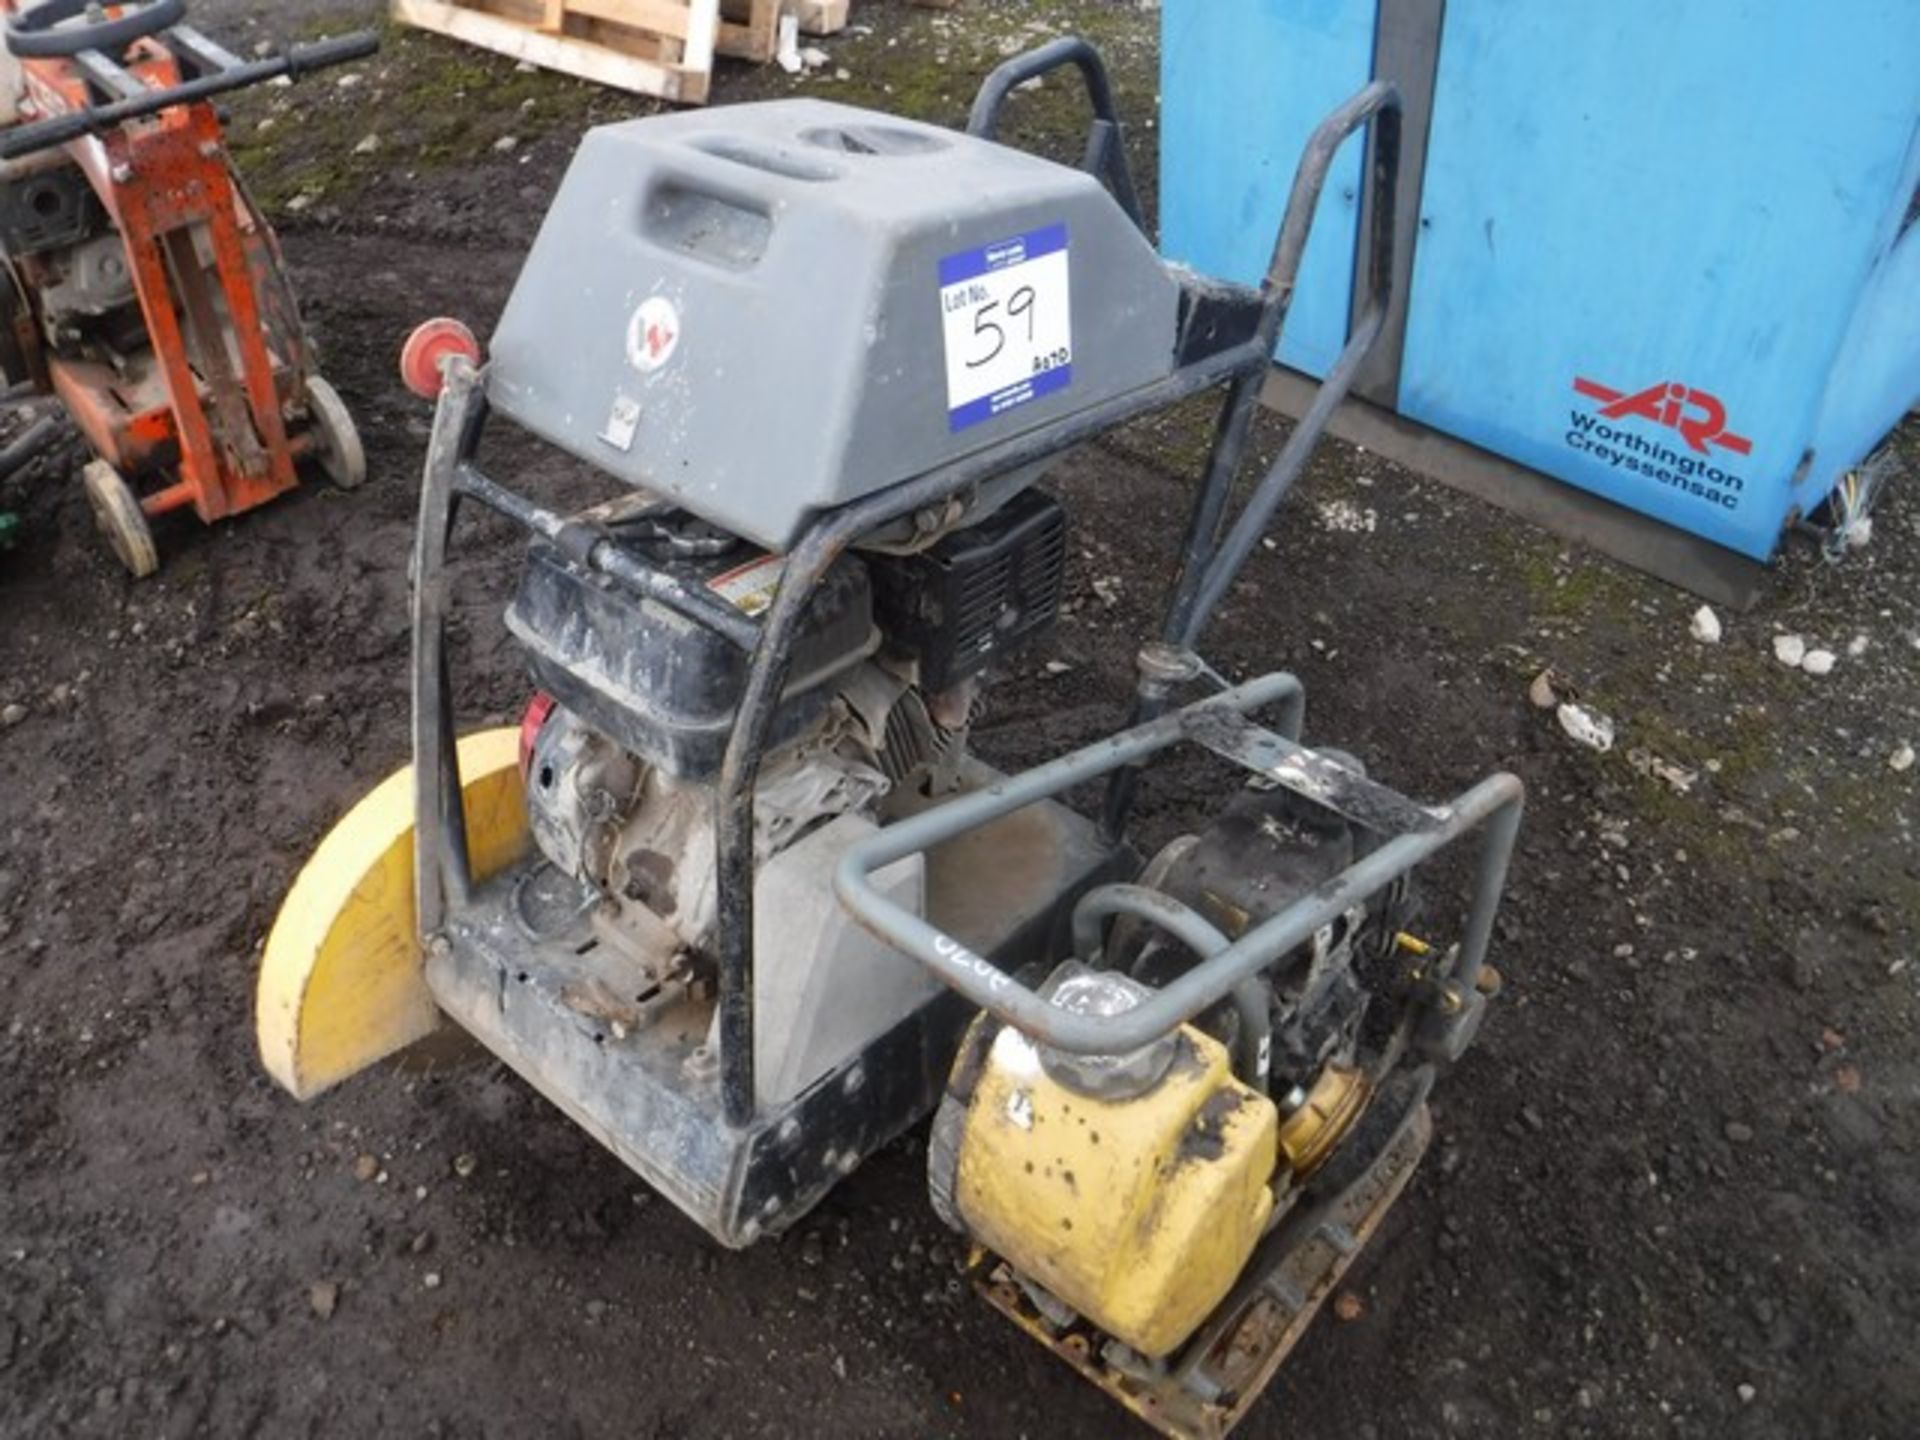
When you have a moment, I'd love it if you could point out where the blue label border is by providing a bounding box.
[941,223,1071,432]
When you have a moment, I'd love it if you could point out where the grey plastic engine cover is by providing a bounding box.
[487,99,1181,552]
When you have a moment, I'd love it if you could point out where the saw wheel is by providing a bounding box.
[81,458,158,578]
[303,374,366,489]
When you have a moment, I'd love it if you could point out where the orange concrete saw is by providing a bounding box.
[0,0,375,574]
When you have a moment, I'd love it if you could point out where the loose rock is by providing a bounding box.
[1801,648,1836,676]
[308,1281,339,1319]
[1556,702,1615,753]
[1773,634,1806,668]
[1689,606,1722,644]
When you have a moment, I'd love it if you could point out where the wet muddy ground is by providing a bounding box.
[3,3,1916,1437]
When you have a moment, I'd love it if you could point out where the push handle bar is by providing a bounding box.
[1100,78,1404,843]
[833,673,1523,1057]
[966,35,1145,231]
[1171,79,1402,647]
[0,30,378,159]
[6,0,183,59]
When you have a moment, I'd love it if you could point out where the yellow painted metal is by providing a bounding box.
[256,728,528,1100]
[953,1022,1278,1358]
[1275,1062,1370,1177]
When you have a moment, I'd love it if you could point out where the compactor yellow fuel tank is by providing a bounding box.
[944,996,1278,1358]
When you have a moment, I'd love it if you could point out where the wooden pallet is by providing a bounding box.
[393,0,722,104]
[794,0,850,33]
[715,0,851,61]
[715,0,779,62]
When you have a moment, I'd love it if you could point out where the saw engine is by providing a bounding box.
[513,488,1068,1100]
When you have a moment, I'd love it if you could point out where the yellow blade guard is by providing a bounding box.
[256,727,528,1099]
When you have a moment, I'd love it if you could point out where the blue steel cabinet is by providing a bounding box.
[1161,0,1920,563]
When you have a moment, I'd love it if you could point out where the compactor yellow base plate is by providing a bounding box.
[973,1100,1431,1440]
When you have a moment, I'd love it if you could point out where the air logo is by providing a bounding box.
[1572,376,1752,457]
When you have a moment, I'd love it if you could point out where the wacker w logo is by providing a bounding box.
[1572,376,1752,457]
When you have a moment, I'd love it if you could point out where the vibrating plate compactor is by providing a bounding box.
[260,42,1523,1437]
[0,0,374,575]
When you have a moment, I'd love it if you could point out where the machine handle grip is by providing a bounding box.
[966,36,1144,231]
[0,28,379,160]
[5,0,186,59]
[282,32,381,79]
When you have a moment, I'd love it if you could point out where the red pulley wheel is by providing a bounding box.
[399,318,481,399]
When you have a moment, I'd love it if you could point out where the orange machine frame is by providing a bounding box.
[9,24,309,524]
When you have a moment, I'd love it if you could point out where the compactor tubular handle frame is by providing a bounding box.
[831,674,1523,1057]
[410,51,1412,1128]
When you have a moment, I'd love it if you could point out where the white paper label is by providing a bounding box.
[938,224,1071,431]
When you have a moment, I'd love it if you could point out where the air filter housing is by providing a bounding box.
[868,488,1067,691]
[486,99,1180,551]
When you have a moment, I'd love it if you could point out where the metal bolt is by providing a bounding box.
[1135,643,1202,700]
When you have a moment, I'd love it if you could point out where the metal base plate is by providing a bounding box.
[425,768,1124,1248]
[973,1086,1433,1440]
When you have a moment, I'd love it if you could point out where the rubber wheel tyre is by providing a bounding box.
[303,375,366,489]
[81,458,158,579]
[6,0,184,58]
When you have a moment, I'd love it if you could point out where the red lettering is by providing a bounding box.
[1573,374,1752,456]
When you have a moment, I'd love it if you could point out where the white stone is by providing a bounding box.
[1772,634,1806,668]
[1556,702,1615,753]
[1689,606,1722,644]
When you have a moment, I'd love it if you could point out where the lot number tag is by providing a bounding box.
[939,224,1072,431]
